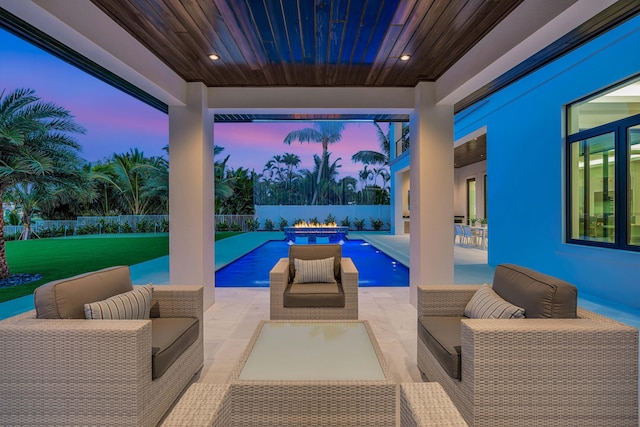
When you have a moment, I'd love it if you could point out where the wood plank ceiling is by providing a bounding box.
[90,0,523,88]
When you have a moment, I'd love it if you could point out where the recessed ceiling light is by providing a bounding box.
[208,53,220,61]
[400,54,411,61]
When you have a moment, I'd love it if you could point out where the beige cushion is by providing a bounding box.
[464,284,525,319]
[34,266,133,319]
[289,244,342,281]
[293,257,336,284]
[492,264,577,318]
[84,285,153,320]
[151,317,199,379]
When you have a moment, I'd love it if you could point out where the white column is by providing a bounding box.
[409,82,454,306]
[390,122,404,235]
[168,82,215,309]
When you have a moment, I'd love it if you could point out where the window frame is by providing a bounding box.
[566,112,640,251]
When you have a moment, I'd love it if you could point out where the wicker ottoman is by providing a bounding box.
[161,383,230,426]
[400,382,467,426]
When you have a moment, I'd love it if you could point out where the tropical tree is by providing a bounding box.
[105,148,161,215]
[0,88,86,279]
[283,121,347,205]
[214,146,234,213]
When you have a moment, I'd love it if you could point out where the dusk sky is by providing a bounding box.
[0,28,383,180]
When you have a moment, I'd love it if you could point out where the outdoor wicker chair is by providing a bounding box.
[270,244,358,320]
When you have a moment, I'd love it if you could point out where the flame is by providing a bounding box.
[293,221,338,228]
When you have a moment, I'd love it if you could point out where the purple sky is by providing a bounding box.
[0,28,383,179]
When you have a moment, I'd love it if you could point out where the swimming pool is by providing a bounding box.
[215,240,409,287]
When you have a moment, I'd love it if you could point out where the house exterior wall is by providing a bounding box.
[454,14,640,308]
[454,160,487,222]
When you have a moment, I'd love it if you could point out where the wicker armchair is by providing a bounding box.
[417,281,638,427]
[0,284,204,427]
[270,244,358,320]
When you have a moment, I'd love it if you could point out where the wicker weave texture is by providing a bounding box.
[229,320,395,426]
[161,383,231,426]
[416,285,639,427]
[0,285,204,427]
[400,383,468,426]
[270,257,358,320]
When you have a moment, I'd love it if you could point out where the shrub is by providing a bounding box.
[216,221,230,231]
[121,222,133,233]
[293,218,306,226]
[159,218,169,232]
[340,216,351,228]
[354,217,366,231]
[308,216,319,225]
[370,217,384,231]
[278,217,289,231]
[245,218,259,231]
[230,223,242,232]
[324,214,336,225]
[264,218,275,231]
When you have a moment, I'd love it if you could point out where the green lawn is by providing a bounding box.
[0,232,242,303]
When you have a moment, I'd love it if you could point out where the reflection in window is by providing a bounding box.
[628,126,640,246]
[568,77,640,135]
[570,133,615,243]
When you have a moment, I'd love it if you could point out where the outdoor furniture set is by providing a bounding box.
[162,320,467,427]
[417,263,639,426]
[0,266,204,427]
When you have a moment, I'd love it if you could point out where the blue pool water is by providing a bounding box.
[215,240,409,287]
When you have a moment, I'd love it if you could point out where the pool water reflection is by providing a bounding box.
[215,239,409,287]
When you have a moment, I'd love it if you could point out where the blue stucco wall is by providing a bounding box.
[454,15,640,309]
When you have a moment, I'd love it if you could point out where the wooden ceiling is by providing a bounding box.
[90,0,523,88]
[454,134,486,168]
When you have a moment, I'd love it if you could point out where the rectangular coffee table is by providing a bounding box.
[229,320,396,426]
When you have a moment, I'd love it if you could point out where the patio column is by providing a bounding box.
[409,82,454,306]
[168,82,215,309]
[390,122,403,235]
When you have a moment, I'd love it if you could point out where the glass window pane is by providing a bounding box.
[568,76,640,135]
[628,125,640,246]
[467,179,476,221]
[570,132,616,243]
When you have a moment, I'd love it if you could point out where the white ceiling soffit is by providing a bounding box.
[436,0,619,106]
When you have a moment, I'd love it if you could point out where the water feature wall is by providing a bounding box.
[255,205,390,230]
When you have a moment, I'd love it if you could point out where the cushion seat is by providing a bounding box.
[283,282,345,308]
[418,316,463,380]
[151,317,200,379]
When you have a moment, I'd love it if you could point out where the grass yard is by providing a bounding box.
[0,231,242,303]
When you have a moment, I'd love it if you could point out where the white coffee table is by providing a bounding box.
[229,320,396,426]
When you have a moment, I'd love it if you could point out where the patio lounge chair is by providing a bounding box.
[0,266,204,427]
[269,244,358,320]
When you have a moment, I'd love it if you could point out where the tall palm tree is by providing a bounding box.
[0,88,86,279]
[283,121,347,205]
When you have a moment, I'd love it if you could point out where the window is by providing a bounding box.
[567,75,640,250]
[467,178,476,221]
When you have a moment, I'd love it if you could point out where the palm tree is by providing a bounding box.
[107,148,159,215]
[214,146,234,213]
[351,121,410,166]
[283,121,347,205]
[0,88,86,279]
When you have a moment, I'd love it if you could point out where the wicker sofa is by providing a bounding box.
[417,264,638,427]
[0,266,204,427]
[270,244,358,320]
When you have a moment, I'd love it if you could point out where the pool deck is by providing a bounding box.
[2,231,640,332]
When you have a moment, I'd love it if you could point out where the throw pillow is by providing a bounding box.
[84,284,153,320]
[464,284,525,319]
[293,257,336,284]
